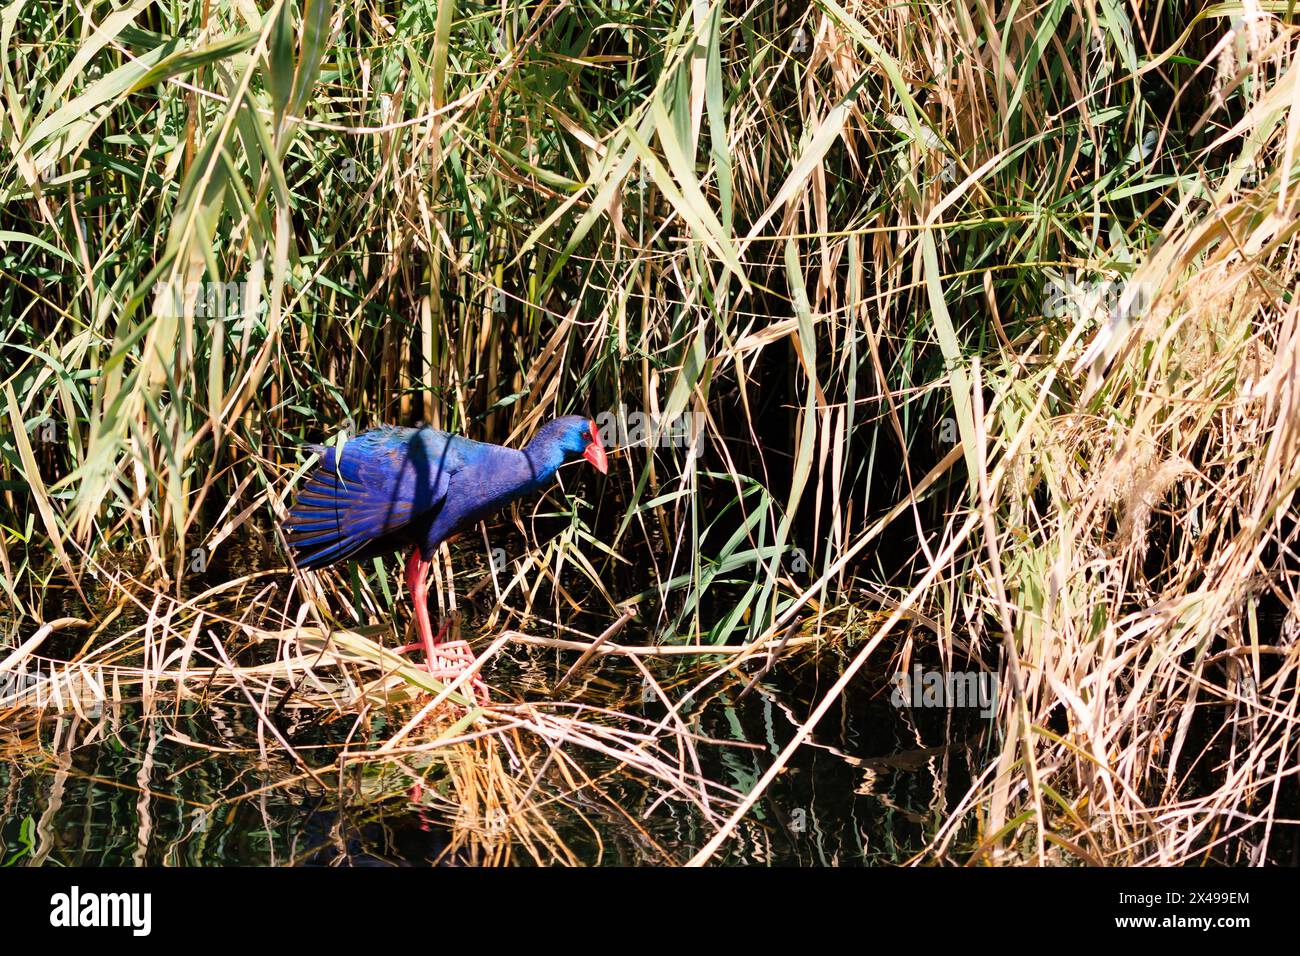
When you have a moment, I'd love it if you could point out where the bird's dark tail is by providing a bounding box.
[285,431,440,571]
[285,444,380,569]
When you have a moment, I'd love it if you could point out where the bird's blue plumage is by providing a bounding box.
[285,416,598,570]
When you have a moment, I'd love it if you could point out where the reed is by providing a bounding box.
[3,0,1299,864]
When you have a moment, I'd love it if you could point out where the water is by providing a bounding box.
[0,638,991,866]
[2,518,994,866]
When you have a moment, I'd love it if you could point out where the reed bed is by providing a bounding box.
[0,562,773,863]
[3,0,1300,864]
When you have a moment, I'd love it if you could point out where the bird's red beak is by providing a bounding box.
[583,420,608,474]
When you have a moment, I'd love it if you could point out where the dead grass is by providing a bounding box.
[4,0,1300,865]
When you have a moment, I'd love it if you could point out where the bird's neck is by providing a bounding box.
[522,438,566,487]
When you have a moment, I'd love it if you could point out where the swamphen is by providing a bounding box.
[285,415,608,699]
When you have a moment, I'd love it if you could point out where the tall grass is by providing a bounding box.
[3,0,1300,864]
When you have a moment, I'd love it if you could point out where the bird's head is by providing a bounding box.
[530,414,608,475]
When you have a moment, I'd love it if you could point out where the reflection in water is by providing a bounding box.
[0,640,991,866]
[3,511,1001,865]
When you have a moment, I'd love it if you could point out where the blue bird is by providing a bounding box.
[285,415,608,697]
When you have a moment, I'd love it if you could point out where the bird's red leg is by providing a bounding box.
[395,617,452,656]
[399,549,489,704]
[404,549,435,659]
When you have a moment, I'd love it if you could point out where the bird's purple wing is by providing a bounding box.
[285,426,466,569]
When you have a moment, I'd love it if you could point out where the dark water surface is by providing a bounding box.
[3,523,996,865]
[0,639,992,866]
